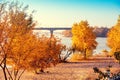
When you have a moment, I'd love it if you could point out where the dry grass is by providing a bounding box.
[0,57,120,80]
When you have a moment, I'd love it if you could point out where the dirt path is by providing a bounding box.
[0,57,120,80]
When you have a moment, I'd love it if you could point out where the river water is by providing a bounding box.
[36,31,110,54]
[62,37,110,54]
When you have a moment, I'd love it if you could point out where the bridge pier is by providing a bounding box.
[50,30,54,37]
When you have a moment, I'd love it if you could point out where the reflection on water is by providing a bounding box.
[36,31,110,54]
[61,37,110,54]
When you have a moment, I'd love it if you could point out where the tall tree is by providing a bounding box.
[72,20,97,59]
[0,2,11,80]
[0,1,36,80]
[107,15,120,56]
[0,2,64,80]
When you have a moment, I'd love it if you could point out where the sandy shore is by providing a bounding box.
[0,57,120,80]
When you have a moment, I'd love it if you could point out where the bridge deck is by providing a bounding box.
[33,27,71,30]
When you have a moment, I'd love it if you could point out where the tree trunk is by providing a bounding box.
[14,70,18,80]
[2,67,7,80]
[63,50,72,62]
[83,49,87,59]
[2,58,8,80]
[18,69,25,80]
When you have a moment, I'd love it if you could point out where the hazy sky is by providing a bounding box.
[2,0,120,27]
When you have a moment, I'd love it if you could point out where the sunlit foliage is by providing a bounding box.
[72,20,97,59]
[28,35,64,73]
[0,1,36,80]
[0,1,64,80]
[107,15,120,56]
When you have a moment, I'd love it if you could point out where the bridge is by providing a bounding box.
[33,27,71,37]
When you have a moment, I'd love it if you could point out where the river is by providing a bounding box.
[59,36,110,54]
[36,31,110,54]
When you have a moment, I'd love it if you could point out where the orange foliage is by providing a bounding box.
[72,20,97,59]
[28,35,63,72]
[0,1,64,80]
[107,15,120,55]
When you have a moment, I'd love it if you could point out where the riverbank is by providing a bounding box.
[0,57,120,80]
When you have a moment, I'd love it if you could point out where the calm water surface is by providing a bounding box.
[37,31,110,54]
[61,37,110,54]
[53,32,110,54]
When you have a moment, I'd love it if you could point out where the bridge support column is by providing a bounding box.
[50,30,54,37]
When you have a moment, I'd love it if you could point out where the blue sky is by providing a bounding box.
[2,0,120,27]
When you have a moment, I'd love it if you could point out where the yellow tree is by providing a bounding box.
[72,20,97,59]
[0,2,9,80]
[0,1,64,80]
[107,15,120,56]
[0,1,36,80]
[28,35,64,73]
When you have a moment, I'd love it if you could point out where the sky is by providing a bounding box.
[1,0,120,28]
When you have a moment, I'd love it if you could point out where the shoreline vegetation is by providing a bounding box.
[62,27,109,37]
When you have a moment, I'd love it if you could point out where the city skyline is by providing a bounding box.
[3,0,120,28]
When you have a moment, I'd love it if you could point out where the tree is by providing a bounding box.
[72,20,97,59]
[0,1,64,80]
[0,1,36,80]
[28,35,64,73]
[107,15,120,56]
